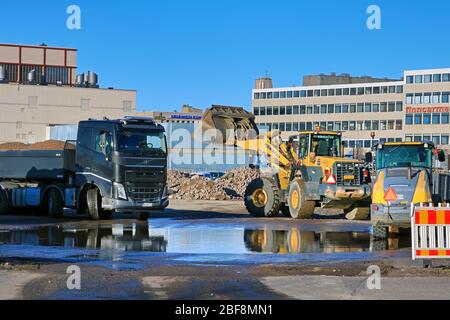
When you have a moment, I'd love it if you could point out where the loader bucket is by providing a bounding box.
[202,105,260,144]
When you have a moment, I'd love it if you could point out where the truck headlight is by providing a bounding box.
[114,183,127,200]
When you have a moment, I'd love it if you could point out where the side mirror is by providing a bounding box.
[438,150,446,163]
[365,152,373,163]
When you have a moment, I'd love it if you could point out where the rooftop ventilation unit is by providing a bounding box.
[75,71,99,88]
[27,70,36,84]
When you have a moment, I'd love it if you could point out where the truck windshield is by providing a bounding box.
[311,134,341,157]
[117,130,167,157]
[377,145,432,169]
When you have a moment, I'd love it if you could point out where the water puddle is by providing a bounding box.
[0,222,410,257]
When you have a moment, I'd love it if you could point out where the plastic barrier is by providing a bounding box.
[411,204,450,261]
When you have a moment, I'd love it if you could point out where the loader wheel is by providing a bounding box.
[244,177,281,217]
[87,188,112,221]
[0,188,9,215]
[46,189,64,219]
[288,179,315,219]
[372,226,388,240]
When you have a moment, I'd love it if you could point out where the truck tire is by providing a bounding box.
[87,188,112,221]
[136,212,149,221]
[46,188,64,219]
[0,188,9,215]
[288,178,315,219]
[244,177,281,217]
[372,226,388,240]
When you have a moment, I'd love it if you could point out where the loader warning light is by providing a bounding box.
[384,187,399,202]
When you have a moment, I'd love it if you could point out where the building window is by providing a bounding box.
[406,76,414,84]
[442,135,450,145]
[321,105,327,114]
[342,104,349,113]
[380,103,387,112]
[372,120,379,130]
[406,94,413,104]
[328,104,334,114]
[81,99,91,111]
[414,93,422,104]
[389,86,396,94]
[433,93,441,104]
[388,102,396,112]
[415,75,423,83]
[307,106,313,114]
[366,103,375,113]
[123,100,133,113]
[300,106,306,114]
[357,103,364,113]
[343,88,350,96]
[350,104,356,113]
[423,113,431,125]
[273,106,279,115]
[16,121,22,129]
[443,74,450,82]
[365,87,372,95]
[396,102,403,112]
[328,89,335,96]
[342,122,349,131]
[260,107,266,116]
[424,75,432,83]
[253,107,260,116]
[293,123,299,131]
[267,92,273,99]
[388,120,395,130]
[382,86,388,94]
[442,92,450,103]
[321,89,328,97]
[279,123,286,131]
[254,93,260,100]
[293,105,299,115]
[373,87,381,94]
[442,113,449,124]
[349,121,356,131]
[274,92,280,99]
[396,85,404,93]
[432,113,441,124]
[432,135,441,145]
[280,92,286,99]
[314,105,320,114]
[336,89,342,96]
[286,123,292,131]
[434,74,442,83]
[423,93,431,104]
[406,114,413,125]
[286,106,293,115]
[335,104,342,113]
[414,114,422,125]
[266,106,273,116]
[372,103,379,112]
[314,90,320,97]
[350,88,357,96]
[300,90,306,97]
[307,90,313,97]
[380,120,387,130]
[364,121,371,131]
[293,91,300,98]
[357,87,364,95]
[287,91,292,99]
[280,106,286,115]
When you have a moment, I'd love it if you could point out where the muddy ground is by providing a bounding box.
[1,200,450,300]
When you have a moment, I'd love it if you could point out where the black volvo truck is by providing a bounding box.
[0,117,169,220]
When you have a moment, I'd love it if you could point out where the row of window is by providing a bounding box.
[257,120,403,132]
[405,113,450,125]
[254,102,404,116]
[344,139,403,149]
[405,134,450,146]
[253,85,404,100]
[406,73,450,85]
[406,92,450,105]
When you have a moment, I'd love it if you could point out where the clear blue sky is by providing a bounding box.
[0,0,449,111]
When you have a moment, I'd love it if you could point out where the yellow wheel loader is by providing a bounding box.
[370,141,447,239]
[202,106,372,219]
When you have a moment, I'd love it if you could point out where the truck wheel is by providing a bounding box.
[244,177,281,218]
[87,188,111,221]
[0,188,9,215]
[47,189,64,219]
[372,226,388,240]
[288,179,315,219]
[136,212,149,221]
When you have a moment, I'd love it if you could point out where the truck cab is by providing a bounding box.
[76,117,169,219]
[371,142,445,234]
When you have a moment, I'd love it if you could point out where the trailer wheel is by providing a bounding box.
[372,226,388,240]
[87,188,112,221]
[136,212,149,221]
[288,178,315,219]
[46,189,64,219]
[0,188,9,215]
[244,177,281,217]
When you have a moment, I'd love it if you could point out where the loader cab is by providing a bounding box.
[375,142,436,172]
[290,131,343,160]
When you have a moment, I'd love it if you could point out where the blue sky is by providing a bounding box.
[0,0,449,111]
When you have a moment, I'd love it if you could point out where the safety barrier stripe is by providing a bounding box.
[415,210,450,225]
[416,250,450,257]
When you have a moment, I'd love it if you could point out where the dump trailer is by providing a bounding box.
[202,106,372,219]
[0,117,169,221]
[371,141,448,238]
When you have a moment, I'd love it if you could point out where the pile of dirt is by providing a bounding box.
[168,167,260,201]
[0,140,68,151]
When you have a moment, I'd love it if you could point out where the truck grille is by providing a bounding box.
[125,170,166,202]
[127,186,162,202]
[334,162,361,186]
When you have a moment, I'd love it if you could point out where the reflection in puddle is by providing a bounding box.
[0,224,411,257]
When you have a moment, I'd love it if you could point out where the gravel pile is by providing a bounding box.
[0,140,68,151]
[168,167,260,201]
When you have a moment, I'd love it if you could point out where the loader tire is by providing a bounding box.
[0,188,9,215]
[87,188,112,221]
[46,188,64,219]
[372,226,388,240]
[244,177,281,217]
[288,178,316,219]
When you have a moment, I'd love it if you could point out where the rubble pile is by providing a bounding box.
[168,167,260,201]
